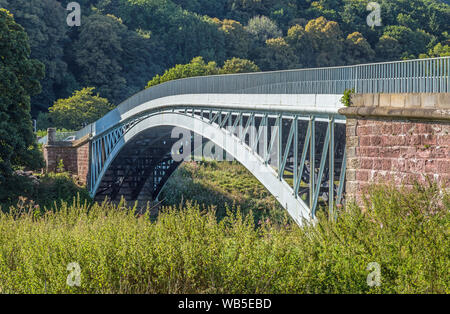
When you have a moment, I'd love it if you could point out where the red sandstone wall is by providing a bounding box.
[43,140,90,185]
[345,118,450,201]
[76,142,90,185]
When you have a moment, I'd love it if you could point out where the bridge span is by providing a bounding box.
[43,57,449,226]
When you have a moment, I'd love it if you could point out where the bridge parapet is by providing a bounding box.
[339,93,450,204]
[43,131,90,185]
[41,57,449,226]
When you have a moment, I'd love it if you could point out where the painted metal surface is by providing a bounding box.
[63,57,449,225]
[89,107,346,226]
[75,56,449,140]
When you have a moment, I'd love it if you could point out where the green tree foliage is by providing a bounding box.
[345,32,376,64]
[420,43,450,58]
[48,87,114,130]
[0,9,45,185]
[0,0,77,115]
[305,17,346,67]
[146,57,219,88]
[257,37,298,70]
[375,34,403,61]
[95,0,226,66]
[1,0,449,121]
[72,14,128,105]
[220,57,260,74]
[214,18,252,59]
[147,56,260,88]
[245,15,283,43]
[286,24,315,67]
[382,25,435,58]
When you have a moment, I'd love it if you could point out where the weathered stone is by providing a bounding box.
[379,94,391,107]
[421,94,438,109]
[340,103,449,205]
[43,135,90,185]
[390,94,406,108]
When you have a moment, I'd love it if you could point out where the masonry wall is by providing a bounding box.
[43,137,90,185]
[345,118,449,202]
[340,93,450,203]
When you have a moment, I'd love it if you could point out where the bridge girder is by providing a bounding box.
[89,106,346,226]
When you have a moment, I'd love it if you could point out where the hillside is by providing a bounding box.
[0,0,448,119]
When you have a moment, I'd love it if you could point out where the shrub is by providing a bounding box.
[0,183,447,294]
[340,88,355,107]
[0,172,92,212]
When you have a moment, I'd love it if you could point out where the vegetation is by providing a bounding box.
[0,1,448,295]
[146,56,260,88]
[0,9,44,189]
[0,0,448,119]
[159,161,290,225]
[341,88,355,107]
[0,183,447,293]
[0,172,92,211]
[48,87,114,130]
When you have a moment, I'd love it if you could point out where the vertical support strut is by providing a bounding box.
[279,117,295,180]
[329,116,335,219]
[293,116,298,189]
[337,148,347,206]
[312,122,331,216]
[309,116,315,211]
[278,114,282,173]
[294,121,311,197]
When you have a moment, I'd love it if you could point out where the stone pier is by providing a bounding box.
[339,93,450,203]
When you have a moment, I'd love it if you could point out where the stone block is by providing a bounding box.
[390,94,406,108]
[420,94,438,109]
[379,94,391,107]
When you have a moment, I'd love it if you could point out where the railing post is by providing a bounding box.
[47,128,56,145]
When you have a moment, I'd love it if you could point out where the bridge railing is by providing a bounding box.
[38,131,77,145]
[75,56,449,139]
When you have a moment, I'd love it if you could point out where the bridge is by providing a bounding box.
[43,57,450,226]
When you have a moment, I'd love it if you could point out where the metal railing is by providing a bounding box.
[75,57,449,139]
[38,132,77,144]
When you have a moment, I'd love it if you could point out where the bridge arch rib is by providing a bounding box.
[70,56,449,227]
[90,104,347,227]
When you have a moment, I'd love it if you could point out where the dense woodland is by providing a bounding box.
[0,4,449,293]
[0,0,448,123]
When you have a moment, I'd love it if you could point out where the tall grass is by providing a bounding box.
[0,172,92,211]
[160,161,290,225]
[0,184,448,294]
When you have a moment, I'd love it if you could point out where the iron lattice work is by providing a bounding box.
[80,57,449,225]
[89,107,346,223]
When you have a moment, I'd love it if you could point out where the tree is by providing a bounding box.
[256,37,298,71]
[48,87,114,130]
[345,32,375,64]
[72,14,128,105]
[382,25,434,58]
[147,56,261,88]
[304,17,345,67]
[220,58,260,74]
[245,15,283,43]
[0,9,45,185]
[0,0,77,115]
[375,35,402,61]
[419,43,450,58]
[147,57,220,89]
[215,18,252,59]
[286,24,314,67]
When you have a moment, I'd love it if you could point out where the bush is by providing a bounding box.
[0,172,92,212]
[0,183,447,294]
[159,161,290,225]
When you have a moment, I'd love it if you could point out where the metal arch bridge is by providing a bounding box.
[73,57,449,226]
